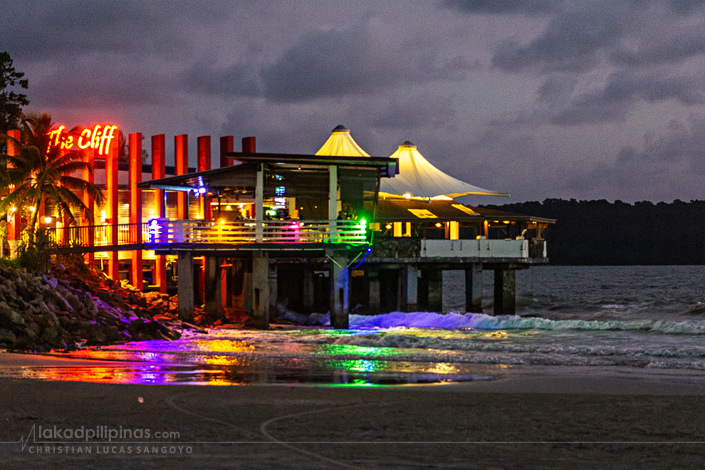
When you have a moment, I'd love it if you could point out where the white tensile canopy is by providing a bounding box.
[380,141,509,199]
[316,125,370,157]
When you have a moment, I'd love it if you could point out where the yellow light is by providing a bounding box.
[385,224,392,230]
[503,220,511,224]
[219,219,226,225]
[11,206,17,213]
[44,216,52,224]
[226,205,232,210]
[403,192,412,199]
[435,222,442,228]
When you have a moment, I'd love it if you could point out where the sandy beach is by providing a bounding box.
[2,352,705,469]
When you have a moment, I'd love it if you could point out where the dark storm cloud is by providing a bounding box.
[1,0,231,61]
[550,72,705,126]
[610,29,705,67]
[260,26,476,103]
[370,95,457,129]
[184,60,262,97]
[441,0,566,15]
[566,115,705,200]
[492,4,628,73]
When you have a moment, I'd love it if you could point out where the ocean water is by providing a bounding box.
[10,266,705,386]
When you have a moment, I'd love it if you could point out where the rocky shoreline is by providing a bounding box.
[0,265,183,352]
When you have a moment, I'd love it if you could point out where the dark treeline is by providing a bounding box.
[482,199,705,265]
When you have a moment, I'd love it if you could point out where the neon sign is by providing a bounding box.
[48,124,118,156]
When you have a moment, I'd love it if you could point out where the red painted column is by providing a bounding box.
[175,134,188,220]
[82,147,95,264]
[219,136,233,168]
[197,136,211,220]
[129,133,143,289]
[242,136,256,153]
[7,130,21,258]
[152,134,167,294]
[107,136,119,280]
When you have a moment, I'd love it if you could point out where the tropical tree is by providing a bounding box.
[0,52,29,136]
[0,111,104,237]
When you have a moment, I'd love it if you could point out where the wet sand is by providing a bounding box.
[2,352,705,469]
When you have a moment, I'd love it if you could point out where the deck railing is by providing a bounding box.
[146,219,369,245]
[46,219,369,249]
[47,223,150,248]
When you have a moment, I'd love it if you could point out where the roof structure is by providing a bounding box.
[380,141,509,199]
[315,125,370,157]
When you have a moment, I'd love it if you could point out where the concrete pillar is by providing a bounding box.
[368,269,380,314]
[426,269,443,313]
[177,251,194,321]
[106,137,119,280]
[175,134,188,220]
[330,255,349,329]
[493,268,516,316]
[268,262,278,317]
[400,265,418,312]
[220,136,234,168]
[152,135,167,293]
[204,256,222,318]
[255,165,264,242]
[129,133,143,289]
[303,269,314,312]
[465,264,483,313]
[252,254,270,328]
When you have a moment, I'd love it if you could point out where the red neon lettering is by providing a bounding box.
[47,124,118,155]
[78,129,92,149]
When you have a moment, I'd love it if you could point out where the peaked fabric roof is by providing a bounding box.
[380,141,509,199]
[315,125,370,157]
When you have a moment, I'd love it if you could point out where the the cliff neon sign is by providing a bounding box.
[48,124,118,156]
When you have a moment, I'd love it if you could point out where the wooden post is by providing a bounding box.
[82,147,95,264]
[152,135,167,293]
[129,133,143,289]
[177,250,194,321]
[204,256,222,318]
[426,269,443,313]
[368,268,380,314]
[400,265,418,312]
[493,268,516,315]
[465,264,483,313]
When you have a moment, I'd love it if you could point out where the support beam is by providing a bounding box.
[302,269,314,313]
[106,137,119,280]
[268,262,278,317]
[252,254,270,328]
[81,147,95,264]
[197,136,211,220]
[400,265,418,312]
[152,135,167,294]
[493,268,516,316]
[330,254,349,329]
[465,264,483,313]
[425,269,443,313]
[368,269,380,315]
[175,134,188,220]
[219,136,234,168]
[255,165,264,242]
[177,251,194,321]
[204,256,222,318]
[329,165,338,242]
[129,132,143,289]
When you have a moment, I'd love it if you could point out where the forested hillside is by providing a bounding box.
[482,199,705,265]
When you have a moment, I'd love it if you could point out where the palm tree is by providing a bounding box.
[0,111,104,237]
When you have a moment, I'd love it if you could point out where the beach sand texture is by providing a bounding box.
[2,354,705,469]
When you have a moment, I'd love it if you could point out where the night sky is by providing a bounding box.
[4,0,705,204]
